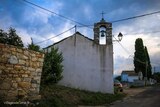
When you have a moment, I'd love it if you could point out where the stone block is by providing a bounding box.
[25,61,29,66]
[1,75,7,78]
[19,70,25,73]
[32,62,38,68]
[8,74,13,77]
[34,77,40,81]
[36,68,41,72]
[0,82,11,90]
[24,50,29,56]
[19,59,26,65]
[14,65,21,70]
[10,47,16,51]
[6,64,13,68]
[0,90,7,96]
[13,74,18,77]
[25,70,30,74]
[7,90,18,97]
[0,65,6,70]
[32,57,37,61]
[22,55,28,60]
[31,53,36,57]
[17,49,22,53]
[31,83,37,88]
[22,74,29,77]
[16,77,21,82]
[3,48,10,52]
[28,67,35,72]
[18,89,26,96]
[31,72,37,76]
[8,55,18,64]
[22,66,28,70]
[36,54,42,58]
[38,58,44,62]
[23,78,31,82]
[11,51,16,55]
[0,70,2,74]
[12,83,18,88]
[18,82,31,89]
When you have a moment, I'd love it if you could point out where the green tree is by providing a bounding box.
[28,38,41,52]
[8,27,24,47]
[134,38,146,78]
[115,76,121,81]
[0,29,8,44]
[41,47,63,84]
[144,46,152,79]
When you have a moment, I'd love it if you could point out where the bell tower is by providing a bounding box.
[93,17,112,45]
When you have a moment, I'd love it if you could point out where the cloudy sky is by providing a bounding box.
[0,0,160,75]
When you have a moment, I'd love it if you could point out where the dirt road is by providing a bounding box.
[110,86,160,107]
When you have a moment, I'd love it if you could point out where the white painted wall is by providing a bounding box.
[121,74,138,82]
[121,74,128,82]
[46,33,114,93]
[128,76,138,82]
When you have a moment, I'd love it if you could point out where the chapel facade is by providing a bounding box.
[44,18,114,93]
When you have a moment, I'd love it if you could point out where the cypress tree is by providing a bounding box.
[134,38,146,77]
[144,46,152,79]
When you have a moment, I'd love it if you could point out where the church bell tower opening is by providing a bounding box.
[93,18,112,45]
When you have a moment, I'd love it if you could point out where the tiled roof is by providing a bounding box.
[122,70,138,76]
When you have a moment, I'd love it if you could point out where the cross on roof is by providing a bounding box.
[100,11,105,19]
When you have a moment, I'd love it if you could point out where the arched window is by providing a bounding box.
[99,26,106,45]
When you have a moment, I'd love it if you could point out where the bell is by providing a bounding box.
[101,30,105,37]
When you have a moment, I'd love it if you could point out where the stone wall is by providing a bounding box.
[0,43,44,101]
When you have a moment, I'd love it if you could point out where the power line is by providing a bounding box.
[113,30,160,37]
[21,0,92,29]
[111,10,160,23]
[35,26,75,45]
[113,36,131,55]
[77,10,160,27]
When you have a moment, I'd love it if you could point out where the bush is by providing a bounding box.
[27,38,42,52]
[41,47,63,84]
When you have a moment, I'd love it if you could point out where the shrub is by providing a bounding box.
[41,47,63,84]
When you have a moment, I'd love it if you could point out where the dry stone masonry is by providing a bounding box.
[0,43,44,101]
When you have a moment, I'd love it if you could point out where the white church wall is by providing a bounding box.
[49,33,114,93]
